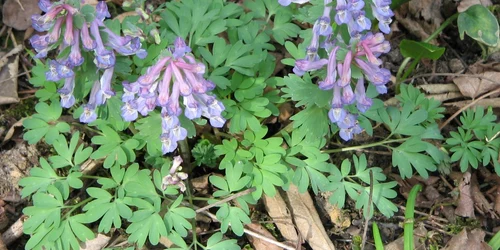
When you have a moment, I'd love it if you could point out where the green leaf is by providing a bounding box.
[282,74,333,108]
[392,137,439,178]
[290,105,330,147]
[458,5,499,46]
[400,39,445,60]
[205,232,240,250]
[272,10,300,45]
[126,198,168,248]
[23,102,69,145]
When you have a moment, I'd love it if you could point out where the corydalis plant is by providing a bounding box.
[291,0,392,141]
[121,38,226,154]
[30,0,146,123]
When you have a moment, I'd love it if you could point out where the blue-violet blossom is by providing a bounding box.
[121,37,226,154]
[291,0,393,141]
[30,0,146,124]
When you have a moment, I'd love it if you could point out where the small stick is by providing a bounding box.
[2,216,25,246]
[195,187,256,213]
[439,87,500,130]
[361,170,374,250]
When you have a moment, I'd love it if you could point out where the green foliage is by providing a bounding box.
[327,154,398,218]
[445,107,500,173]
[209,161,254,236]
[458,5,499,47]
[223,75,282,133]
[400,40,446,60]
[90,124,140,169]
[23,102,70,145]
[192,139,218,167]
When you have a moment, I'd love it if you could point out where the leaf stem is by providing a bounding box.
[63,197,93,219]
[321,138,406,154]
[396,12,459,84]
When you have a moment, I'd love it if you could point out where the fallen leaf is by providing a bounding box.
[453,72,500,99]
[262,192,300,246]
[246,223,284,250]
[80,234,110,250]
[445,98,500,109]
[0,50,20,105]
[458,0,492,12]
[2,0,41,30]
[286,184,335,250]
[455,172,475,218]
[471,173,498,218]
[443,228,492,250]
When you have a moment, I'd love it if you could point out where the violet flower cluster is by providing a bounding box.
[30,0,146,123]
[121,38,226,154]
[291,0,392,141]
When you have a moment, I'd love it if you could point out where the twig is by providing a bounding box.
[1,216,25,246]
[200,209,296,250]
[440,87,500,130]
[0,71,32,85]
[403,72,500,85]
[195,187,256,213]
[361,170,374,250]
[15,0,25,11]
[397,205,449,223]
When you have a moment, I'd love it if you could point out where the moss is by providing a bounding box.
[3,98,37,120]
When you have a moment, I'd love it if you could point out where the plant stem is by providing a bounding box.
[404,184,422,250]
[321,138,406,154]
[63,197,93,219]
[396,12,459,84]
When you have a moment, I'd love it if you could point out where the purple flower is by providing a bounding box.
[80,22,97,51]
[80,104,98,123]
[137,57,170,86]
[47,17,64,44]
[173,37,191,58]
[90,20,116,69]
[342,84,355,104]
[318,46,339,90]
[354,78,372,113]
[56,61,74,79]
[121,101,138,121]
[278,0,310,6]
[337,51,352,87]
[64,14,74,45]
[183,95,202,120]
[293,58,328,76]
[46,60,61,82]
[38,0,52,12]
[328,86,347,123]
[160,132,178,154]
[161,156,188,191]
[335,0,351,25]
[120,37,225,154]
[352,11,371,32]
[99,67,116,103]
[30,34,49,51]
[68,29,84,67]
[58,75,76,108]
[96,1,111,21]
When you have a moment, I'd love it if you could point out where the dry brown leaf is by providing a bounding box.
[262,192,300,246]
[2,0,41,30]
[418,83,460,94]
[80,234,110,250]
[455,172,475,218]
[444,98,500,108]
[453,72,500,99]
[494,185,500,215]
[457,0,492,12]
[405,0,443,39]
[471,173,498,218]
[286,184,335,250]
[0,50,19,105]
[246,223,283,250]
[443,228,492,250]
